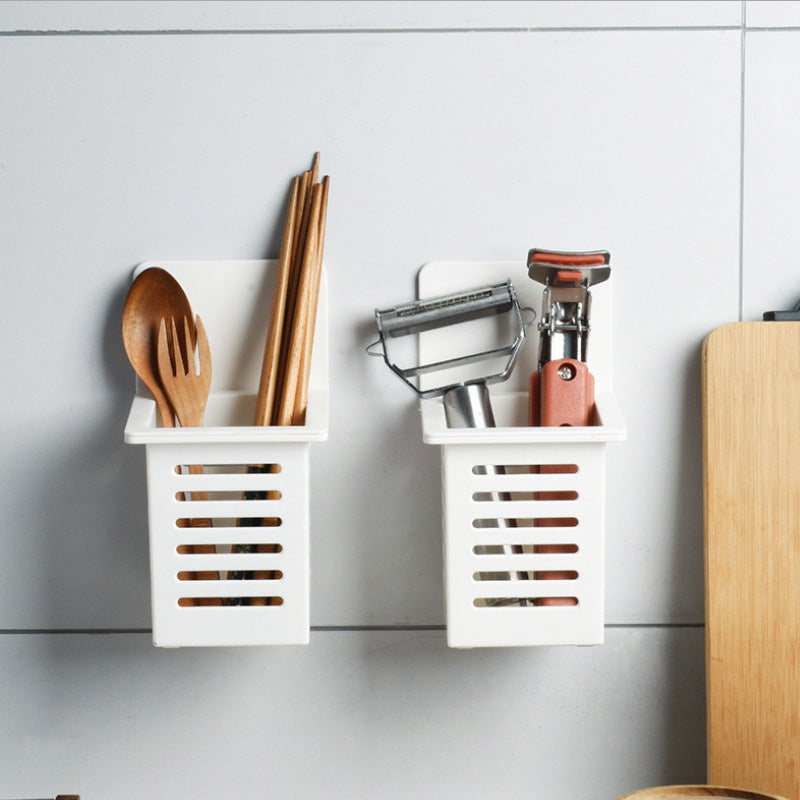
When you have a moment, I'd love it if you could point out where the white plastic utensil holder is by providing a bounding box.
[124,260,328,647]
[417,262,625,648]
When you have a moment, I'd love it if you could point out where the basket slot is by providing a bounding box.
[472,518,578,529]
[473,570,579,581]
[178,596,284,607]
[471,463,578,475]
[473,596,579,608]
[472,489,578,502]
[175,539,283,551]
[472,541,579,554]
[174,463,283,475]
[176,516,283,528]
[175,490,282,502]
[177,517,282,529]
[179,570,283,581]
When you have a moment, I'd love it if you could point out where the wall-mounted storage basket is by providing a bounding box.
[417,261,625,648]
[124,260,328,647]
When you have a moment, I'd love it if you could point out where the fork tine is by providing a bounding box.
[170,317,186,376]
[156,317,173,380]
[182,315,196,376]
[194,315,211,381]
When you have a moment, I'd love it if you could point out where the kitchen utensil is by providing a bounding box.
[371,279,526,425]
[371,279,530,601]
[703,321,800,799]
[213,156,328,604]
[253,175,300,426]
[229,157,329,605]
[292,174,329,425]
[274,180,325,427]
[156,313,220,603]
[527,249,611,599]
[614,786,788,799]
[265,153,328,428]
[527,247,610,427]
[121,266,195,427]
[254,154,328,428]
[156,315,211,428]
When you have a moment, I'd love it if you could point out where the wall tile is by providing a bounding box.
[747,1,800,28]
[743,31,800,318]
[0,627,705,800]
[0,1,743,34]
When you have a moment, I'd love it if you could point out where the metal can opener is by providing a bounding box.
[527,248,611,427]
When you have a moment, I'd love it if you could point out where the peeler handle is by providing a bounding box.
[529,360,595,427]
[528,370,588,606]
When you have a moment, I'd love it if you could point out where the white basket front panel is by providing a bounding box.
[441,441,606,647]
[145,440,310,647]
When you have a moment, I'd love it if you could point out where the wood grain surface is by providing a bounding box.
[703,322,800,800]
[614,786,787,800]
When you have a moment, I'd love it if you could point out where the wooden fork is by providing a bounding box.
[157,314,220,603]
[157,315,211,428]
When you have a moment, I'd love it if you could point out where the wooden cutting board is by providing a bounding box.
[703,322,800,800]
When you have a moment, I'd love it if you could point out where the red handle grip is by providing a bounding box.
[529,359,595,427]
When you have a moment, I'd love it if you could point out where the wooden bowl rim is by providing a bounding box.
[614,785,789,800]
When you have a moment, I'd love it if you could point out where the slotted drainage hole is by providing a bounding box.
[176,490,282,501]
[472,491,578,502]
[473,570,578,581]
[176,543,283,554]
[178,570,283,581]
[473,597,579,607]
[174,463,282,475]
[472,464,578,475]
[178,596,284,607]
[177,517,282,528]
[473,543,579,554]
[472,518,578,528]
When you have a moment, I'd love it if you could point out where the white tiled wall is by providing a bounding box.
[0,2,791,798]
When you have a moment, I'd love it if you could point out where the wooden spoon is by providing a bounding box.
[122,268,217,604]
[121,267,195,427]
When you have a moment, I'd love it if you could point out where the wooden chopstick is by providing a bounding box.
[292,174,329,425]
[254,152,327,428]
[273,163,314,422]
[253,175,300,426]
[239,154,328,605]
[273,182,322,427]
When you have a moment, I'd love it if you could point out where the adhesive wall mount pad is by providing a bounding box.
[124,260,328,647]
[417,261,625,648]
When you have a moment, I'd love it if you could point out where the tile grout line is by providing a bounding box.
[0,623,705,635]
[0,25,745,37]
[739,0,746,321]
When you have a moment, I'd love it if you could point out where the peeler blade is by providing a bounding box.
[375,281,515,338]
[371,279,527,399]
